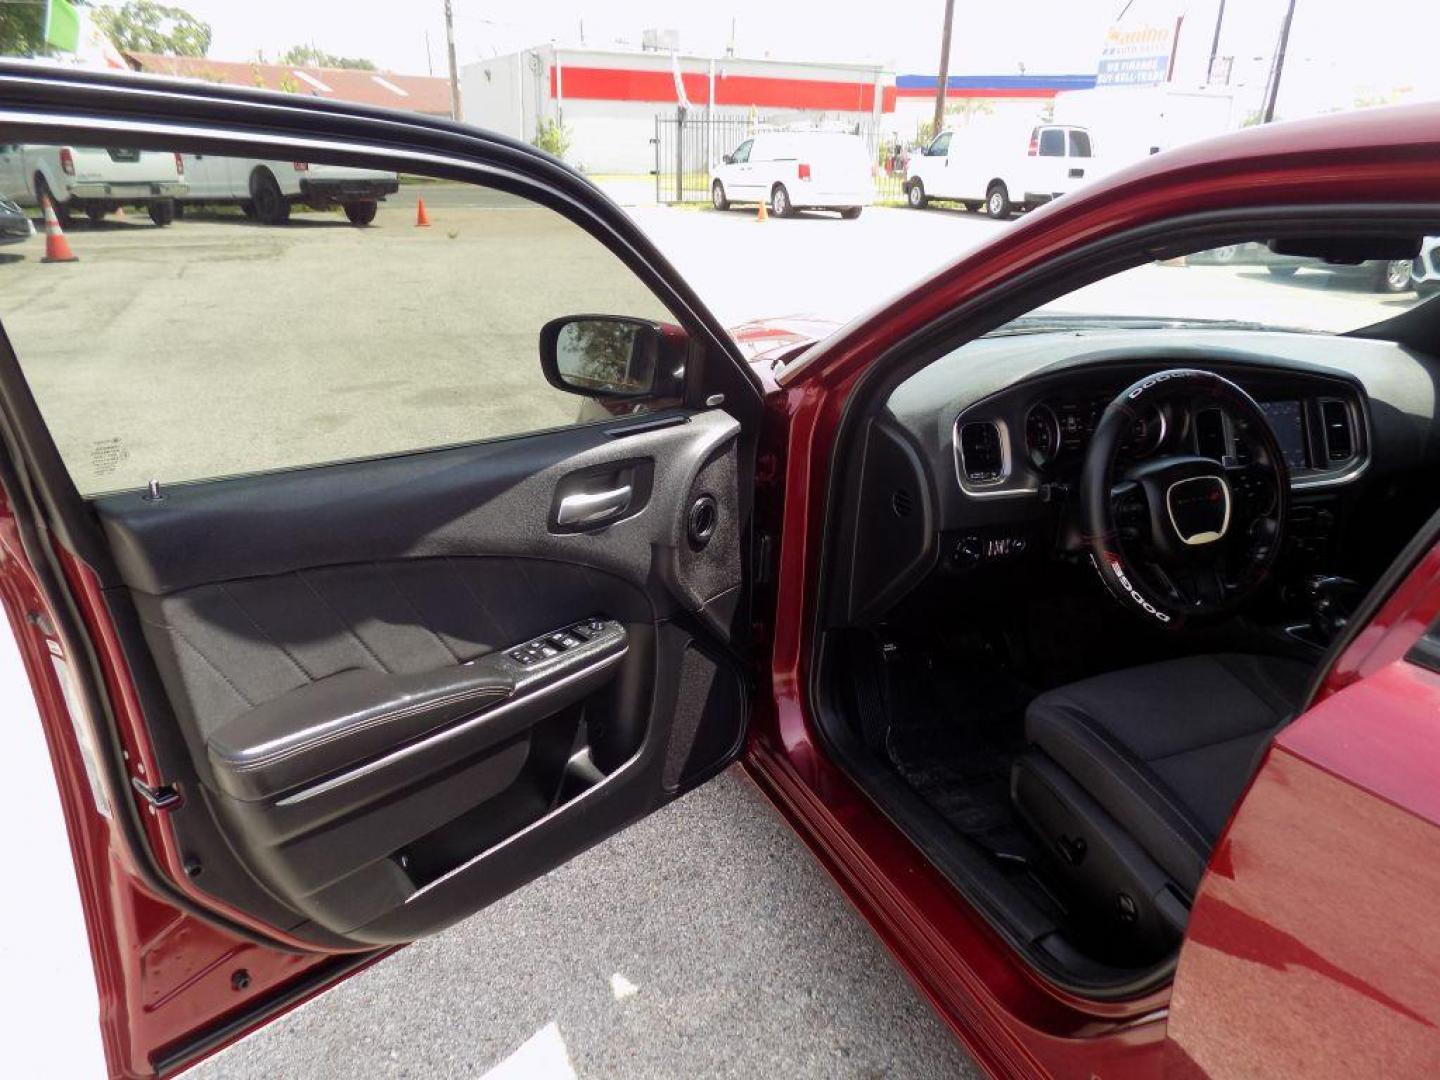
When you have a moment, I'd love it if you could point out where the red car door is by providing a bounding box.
[0,64,763,1078]
[1166,516,1440,1077]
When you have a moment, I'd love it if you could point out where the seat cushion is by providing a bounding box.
[1024,653,1311,892]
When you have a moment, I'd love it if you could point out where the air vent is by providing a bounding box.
[891,488,914,518]
[1320,400,1353,462]
[958,420,1006,484]
[1195,409,1226,460]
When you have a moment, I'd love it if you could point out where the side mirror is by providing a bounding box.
[722,153,733,164]
[540,315,678,399]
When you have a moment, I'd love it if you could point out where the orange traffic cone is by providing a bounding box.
[40,196,78,263]
[756,199,767,223]
[415,197,431,227]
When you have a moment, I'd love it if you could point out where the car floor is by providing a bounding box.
[189,766,981,1080]
[878,647,1037,861]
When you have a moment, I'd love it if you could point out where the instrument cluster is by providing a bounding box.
[1023,395,1171,470]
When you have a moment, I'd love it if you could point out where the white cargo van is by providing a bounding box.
[177,154,401,225]
[711,131,872,219]
[0,143,187,226]
[904,123,1096,218]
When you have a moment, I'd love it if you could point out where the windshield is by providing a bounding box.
[1012,241,1437,335]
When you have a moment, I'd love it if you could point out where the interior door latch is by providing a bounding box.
[131,775,182,810]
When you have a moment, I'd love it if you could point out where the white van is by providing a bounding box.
[177,154,401,226]
[0,143,187,226]
[711,131,872,219]
[904,123,1096,218]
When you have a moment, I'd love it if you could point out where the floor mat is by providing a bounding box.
[880,651,1037,859]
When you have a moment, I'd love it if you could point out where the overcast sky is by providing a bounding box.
[176,0,1440,116]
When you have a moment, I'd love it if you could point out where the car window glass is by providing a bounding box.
[1038,129,1065,157]
[997,237,1437,334]
[1068,130,1092,158]
[930,132,952,156]
[731,140,752,164]
[0,147,676,495]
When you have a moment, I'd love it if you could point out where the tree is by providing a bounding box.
[279,44,376,71]
[0,3,47,57]
[93,1,210,57]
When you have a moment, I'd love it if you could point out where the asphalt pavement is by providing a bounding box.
[190,767,981,1080]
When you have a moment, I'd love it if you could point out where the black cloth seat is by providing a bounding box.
[1018,653,1311,898]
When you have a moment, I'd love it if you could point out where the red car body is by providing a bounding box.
[6,74,1440,1077]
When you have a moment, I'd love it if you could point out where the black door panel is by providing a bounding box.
[90,409,747,944]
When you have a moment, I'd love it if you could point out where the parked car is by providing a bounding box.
[0,142,186,226]
[905,122,1097,217]
[176,154,401,225]
[1189,240,1419,293]
[711,131,872,219]
[7,63,1440,1080]
[0,194,33,245]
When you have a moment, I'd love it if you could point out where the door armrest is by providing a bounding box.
[207,664,515,802]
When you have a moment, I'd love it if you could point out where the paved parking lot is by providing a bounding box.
[191,768,980,1080]
[2,187,1411,493]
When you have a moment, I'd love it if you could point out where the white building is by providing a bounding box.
[462,44,895,174]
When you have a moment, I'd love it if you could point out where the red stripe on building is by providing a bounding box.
[894,86,1061,99]
[550,65,894,113]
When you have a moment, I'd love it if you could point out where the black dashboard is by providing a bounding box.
[836,328,1440,625]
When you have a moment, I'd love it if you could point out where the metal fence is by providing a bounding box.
[653,112,909,206]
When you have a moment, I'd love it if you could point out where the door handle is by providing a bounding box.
[556,485,633,527]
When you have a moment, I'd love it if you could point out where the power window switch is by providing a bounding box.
[553,633,582,650]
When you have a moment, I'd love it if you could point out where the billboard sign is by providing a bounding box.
[1096,21,1178,87]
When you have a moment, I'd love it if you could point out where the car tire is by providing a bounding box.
[985,183,1012,219]
[906,180,927,209]
[147,200,176,227]
[250,169,291,226]
[841,206,863,220]
[34,174,70,228]
[344,200,378,226]
[1266,265,1299,278]
[770,184,793,218]
[1376,259,1414,294]
[240,200,257,219]
[711,181,729,211]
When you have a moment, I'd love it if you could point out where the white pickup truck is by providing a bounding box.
[0,143,187,226]
[176,154,401,225]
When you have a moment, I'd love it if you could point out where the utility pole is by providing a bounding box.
[1261,0,1297,123]
[932,0,956,137]
[1206,0,1227,83]
[444,0,462,122]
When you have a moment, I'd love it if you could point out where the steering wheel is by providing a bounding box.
[1080,369,1289,628]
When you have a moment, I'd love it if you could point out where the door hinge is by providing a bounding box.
[131,775,182,810]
